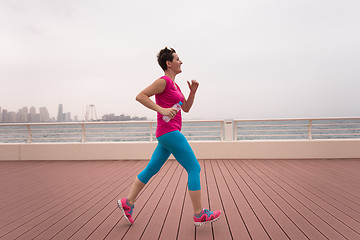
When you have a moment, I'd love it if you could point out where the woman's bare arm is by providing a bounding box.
[136,78,178,118]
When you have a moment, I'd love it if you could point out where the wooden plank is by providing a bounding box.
[1,161,132,239]
[1,161,98,209]
[104,160,174,239]
[140,162,183,240]
[289,159,360,195]
[176,169,195,240]
[278,160,360,222]
[292,159,360,196]
[85,160,169,240]
[241,160,314,239]
[121,161,179,239]
[213,160,251,240]
[26,161,144,240]
[0,161,111,238]
[257,160,350,239]
[0,161,104,220]
[205,160,232,239]
[284,160,360,211]
[284,161,360,213]
[312,159,360,180]
[195,159,213,240]
[264,160,360,238]
[221,160,270,239]
[66,161,147,240]
[158,163,187,240]
[229,160,289,239]
[0,161,79,207]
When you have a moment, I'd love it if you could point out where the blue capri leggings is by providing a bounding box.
[137,130,201,191]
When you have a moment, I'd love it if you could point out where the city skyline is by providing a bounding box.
[0,104,147,123]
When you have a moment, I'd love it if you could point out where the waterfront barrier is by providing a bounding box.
[1,118,360,161]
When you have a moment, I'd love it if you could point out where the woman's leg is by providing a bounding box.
[189,190,202,213]
[158,131,202,212]
[127,143,171,205]
[127,177,145,205]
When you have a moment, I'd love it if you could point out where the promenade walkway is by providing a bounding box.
[0,159,359,239]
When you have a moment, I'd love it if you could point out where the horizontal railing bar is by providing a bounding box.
[0,129,27,132]
[183,130,221,134]
[186,135,220,138]
[182,126,221,129]
[28,137,150,140]
[312,123,360,126]
[86,136,150,139]
[29,137,81,140]
[238,129,307,133]
[30,128,82,131]
[31,133,82,136]
[85,132,150,135]
[237,124,308,128]
[238,134,308,137]
[0,138,26,140]
[312,128,360,132]
[0,133,28,136]
[312,133,360,136]
[84,127,150,130]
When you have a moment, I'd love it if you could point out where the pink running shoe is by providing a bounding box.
[194,209,221,227]
[117,198,135,224]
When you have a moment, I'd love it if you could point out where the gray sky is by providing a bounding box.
[1,0,359,120]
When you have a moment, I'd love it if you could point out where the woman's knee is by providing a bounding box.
[194,161,201,174]
[138,164,161,183]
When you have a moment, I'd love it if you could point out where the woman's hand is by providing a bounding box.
[187,80,199,93]
[159,107,178,119]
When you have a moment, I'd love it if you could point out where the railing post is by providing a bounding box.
[220,121,224,141]
[149,122,153,142]
[308,119,313,140]
[81,124,86,143]
[224,120,234,141]
[26,125,32,143]
[234,120,237,141]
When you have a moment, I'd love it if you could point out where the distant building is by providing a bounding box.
[0,107,52,123]
[17,107,28,123]
[7,112,17,122]
[66,112,72,122]
[39,107,50,122]
[29,106,37,122]
[57,104,64,122]
[1,109,7,122]
[102,113,147,121]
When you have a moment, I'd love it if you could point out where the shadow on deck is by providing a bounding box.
[0,159,359,240]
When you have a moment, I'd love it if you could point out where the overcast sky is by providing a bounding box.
[1,0,359,120]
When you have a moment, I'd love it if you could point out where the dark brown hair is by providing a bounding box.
[157,47,176,70]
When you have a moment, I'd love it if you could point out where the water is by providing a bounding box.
[0,121,223,143]
[235,119,360,140]
[1,119,359,143]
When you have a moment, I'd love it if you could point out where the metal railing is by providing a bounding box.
[234,118,360,140]
[0,120,224,143]
[1,118,359,143]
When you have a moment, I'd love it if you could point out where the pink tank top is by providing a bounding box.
[155,76,185,138]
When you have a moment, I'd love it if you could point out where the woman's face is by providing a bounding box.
[169,53,183,74]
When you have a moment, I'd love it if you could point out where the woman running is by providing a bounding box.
[117,47,221,227]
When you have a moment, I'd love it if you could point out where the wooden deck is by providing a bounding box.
[0,159,359,240]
